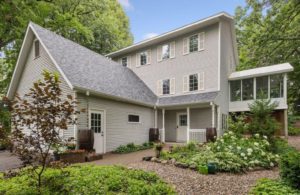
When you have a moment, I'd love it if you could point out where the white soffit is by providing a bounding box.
[229,63,294,80]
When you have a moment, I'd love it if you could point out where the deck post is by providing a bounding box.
[187,107,190,143]
[284,109,288,138]
[210,102,215,128]
[154,109,157,128]
[162,109,165,142]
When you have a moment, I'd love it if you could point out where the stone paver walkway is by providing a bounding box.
[90,149,155,166]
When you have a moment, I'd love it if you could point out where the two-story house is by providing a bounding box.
[7,12,293,154]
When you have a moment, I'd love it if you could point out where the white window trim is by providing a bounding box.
[127,113,141,124]
[183,32,205,55]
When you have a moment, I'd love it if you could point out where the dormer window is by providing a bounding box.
[34,40,40,58]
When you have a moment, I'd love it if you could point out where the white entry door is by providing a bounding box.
[90,110,105,154]
[176,113,187,142]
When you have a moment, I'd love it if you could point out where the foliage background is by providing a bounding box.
[0,0,133,97]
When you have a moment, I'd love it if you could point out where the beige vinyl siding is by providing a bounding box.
[114,23,219,96]
[15,37,74,138]
[77,93,155,152]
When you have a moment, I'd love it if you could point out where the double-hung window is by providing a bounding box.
[162,44,170,60]
[183,72,204,92]
[157,42,175,62]
[162,79,170,95]
[189,35,199,53]
[189,74,198,91]
[121,57,128,67]
[136,50,151,66]
[157,78,175,95]
[183,32,205,55]
[140,52,147,65]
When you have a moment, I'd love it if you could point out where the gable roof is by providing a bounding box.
[7,22,157,106]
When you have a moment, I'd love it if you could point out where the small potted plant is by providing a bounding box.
[198,164,208,175]
[154,142,164,158]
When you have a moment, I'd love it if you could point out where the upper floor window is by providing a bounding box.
[136,50,151,67]
[121,57,128,67]
[183,72,204,92]
[189,74,198,91]
[163,79,170,95]
[34,40,40,58]
[183,32,205,55]
[189,35,199,53]
[140,52,147,65]
[157,42,175,62]
[157,78,175,95]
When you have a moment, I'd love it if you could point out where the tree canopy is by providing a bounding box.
[235,0,300,112]
[0,0,133,96]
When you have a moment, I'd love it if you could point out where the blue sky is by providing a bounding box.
[118,0,246,43]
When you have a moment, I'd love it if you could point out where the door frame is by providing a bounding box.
[176,112,187,142]
[88,109,106,154]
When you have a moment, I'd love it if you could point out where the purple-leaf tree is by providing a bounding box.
[5,70,78,189]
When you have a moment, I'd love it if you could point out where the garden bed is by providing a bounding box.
[0,165,175,194]
[155,132,280,174]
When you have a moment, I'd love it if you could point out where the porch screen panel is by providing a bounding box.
[242,78,254,100]
[256,76,268,99]
[230,80,241,101]
[270,74,284,98]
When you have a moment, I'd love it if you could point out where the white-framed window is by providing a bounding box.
[183,72,204,92]
[183,32,205,55]
[91,112,102,133]
[136,50,151,67]
[121,57,128,67]
[157,78,175,95]
[163,79,170,95]
[157,42,175,62]
[34,39,40,58]
[128,114,140,123]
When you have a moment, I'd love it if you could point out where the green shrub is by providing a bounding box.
[250,178,300,195]
[248,98,278,138]
[280,150,300,189]
[161,131,279,173]
[228,113,249,135]
[289,126,300,136]
[270,137,297,155]
[114,142,153,153]
[0,165,175,194]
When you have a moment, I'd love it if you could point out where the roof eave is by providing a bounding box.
[107,12,233,58]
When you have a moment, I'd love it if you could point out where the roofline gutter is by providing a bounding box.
[106,12,233,58]
[74,86,156,108]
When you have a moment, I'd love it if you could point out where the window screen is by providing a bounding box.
[128,115,140,123]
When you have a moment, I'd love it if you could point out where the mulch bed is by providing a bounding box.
[128,161,279,195]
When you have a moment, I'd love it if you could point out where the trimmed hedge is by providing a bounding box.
[0,165,175,194]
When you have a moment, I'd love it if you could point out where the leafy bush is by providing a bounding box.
[248,98,279,138]
[280,150,300,189]
[0,165,175,194]
[250,178,300,195]
[161,131,280,173]
[270,137,297,155]
[289,126,300,136]
[114,142,153,153]
[228,113,249,135]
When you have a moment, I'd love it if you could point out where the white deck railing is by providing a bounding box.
[189,129,206,143]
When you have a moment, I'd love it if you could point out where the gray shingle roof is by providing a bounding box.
[30,22,219,107]
[30,22,157,105]
[158,91,218,106]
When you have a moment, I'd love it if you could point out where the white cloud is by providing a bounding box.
[118,0,133,10]
[143,33,159,40]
